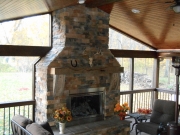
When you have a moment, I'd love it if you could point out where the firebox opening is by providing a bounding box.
[71,94,100,117]
[66,88,105,126]
[67,92,104,118]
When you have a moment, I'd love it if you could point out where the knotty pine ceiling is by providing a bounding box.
[0,0,180,50]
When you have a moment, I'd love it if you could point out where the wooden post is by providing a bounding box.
[150,58,159,109]
[175,68,180,125]
[129,58,134,113]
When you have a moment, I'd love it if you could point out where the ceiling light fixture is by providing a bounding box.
[131,9,140,14]
[78,0,85,4]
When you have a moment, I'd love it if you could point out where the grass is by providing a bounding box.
[0,72,33,134]
[0,73,32,102]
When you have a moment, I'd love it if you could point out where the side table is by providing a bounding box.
[128,113,151,132]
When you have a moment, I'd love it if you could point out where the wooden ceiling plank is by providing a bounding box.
[45,0,78,11]
[0,0,17,11]
[110,25,157,50]
[0,1,49,21]
[0,0,7,4]
[0,0,179,50]
[0,0,14,8]
[107,2,180,48]
[110,18,157,47]
[86,0,121,8]
[110,14,170,25]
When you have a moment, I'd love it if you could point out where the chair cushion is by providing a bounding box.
[26,123,52,135]
[137,122,159,135]
[40,122,54,135]
[150,99,175,124]
[12,115,33,128]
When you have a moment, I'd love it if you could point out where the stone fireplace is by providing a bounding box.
[35,4,123,126]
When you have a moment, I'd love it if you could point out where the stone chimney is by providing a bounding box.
[35,5,123,125]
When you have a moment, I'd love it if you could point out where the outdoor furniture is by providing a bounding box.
[128,113,151,132]
[11,115,54,135]
[136,99,175,135]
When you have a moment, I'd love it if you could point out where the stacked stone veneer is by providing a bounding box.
[35,5,122,125]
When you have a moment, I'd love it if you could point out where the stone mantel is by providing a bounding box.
[49,66,124,75]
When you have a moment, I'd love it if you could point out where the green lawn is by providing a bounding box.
[0,72,33,134]
[0,73,32,102]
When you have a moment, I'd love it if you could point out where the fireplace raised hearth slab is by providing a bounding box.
[52,116,131,135]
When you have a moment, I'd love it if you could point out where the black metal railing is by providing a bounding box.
[0,89,177,134]
[120,89,155,113]
[120,88,176,114]
[156,88,176,101]
[0,100,35,135]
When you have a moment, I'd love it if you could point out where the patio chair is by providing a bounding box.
[136,99,175,135]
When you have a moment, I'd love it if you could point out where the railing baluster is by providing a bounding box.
[142,92,144,108]
[125,95,126,103]
[148,92,150,108]
[146,92,148,108]
[3,108,5,134]
[23,106,25,116]
[140,92,142,107]
[149,92,150,107]
[139,93,140,109]
[127,94,128,103]
[147,92,148,108]
[145,92,146,107]
[9,107,10,134]
[28,105,29,118]
[19,106,20,115]
[14,106,16,115]
[146,92,150,108]
[136,93,138,112]
[133,93,136,112]
[0,100,35,134]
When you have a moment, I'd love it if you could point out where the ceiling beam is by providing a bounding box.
[110,49,157,58]
[85,0,121,8]
[0,45,51,57]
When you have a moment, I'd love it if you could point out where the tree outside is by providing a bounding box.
[0,14,49,134]
[0,14,50,46]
